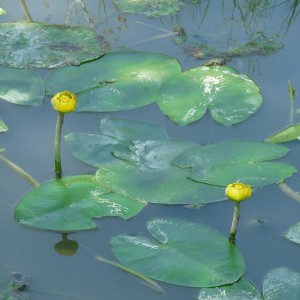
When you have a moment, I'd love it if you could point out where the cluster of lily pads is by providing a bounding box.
[1,15,300,299]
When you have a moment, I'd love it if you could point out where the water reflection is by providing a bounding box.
[54,233,79,256]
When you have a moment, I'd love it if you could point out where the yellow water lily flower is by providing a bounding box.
[51,91,76,113]
[225,182,252,202]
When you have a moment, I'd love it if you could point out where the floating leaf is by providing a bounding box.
[113,139,196,169]
[14,175,145,231]
[114,0,184,17]
[157,65,262,125]
[174,140,296,187]
[0,22,107,68]
[0,66,44,105]
[284,222,300,244]
[189,161,296,187]
[266,123,300,143]
[262,268,300,300]
[197,278,262,300]
[64,133,126,167]
[99,117,168,141]
[96,162,226,204]
[0,119,8,132]
[65,117,169,167]
[111,218,245,287]
[46,51,181,112]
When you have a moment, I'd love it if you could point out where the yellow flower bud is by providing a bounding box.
[225,182,252,202]
[51,91,76,113]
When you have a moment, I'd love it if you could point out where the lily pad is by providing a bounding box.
[0,119,8,132]
[14,175,145,231]
[266,123,300,143]
[113,139,196,169]
[174,140,296,187]
[0,22,107,68]
[0,66,44,105]
[114,0,184,17]
[65,117,169,167]
[46,51,182,112]
[96,162,226,204]
[157,65,262,125]
[197,278,262,300]
[111,218,245,287]
[262,268,300,300]
[284,222,300,244]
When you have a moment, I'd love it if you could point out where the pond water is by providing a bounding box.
[1,1,300,299]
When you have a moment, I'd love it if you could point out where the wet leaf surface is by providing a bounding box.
[157,65,262,125]
[14,175,145,231]
[111,218,245,287]
[0,22,107,68]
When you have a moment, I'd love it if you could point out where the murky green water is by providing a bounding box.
[1,1,300,299]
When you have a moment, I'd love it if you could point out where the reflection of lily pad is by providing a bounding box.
[0,22,107,68]
[0,66,44,105]
[111,218,245,287]
[114,0,184,17]
[46,51,181,112]
[14,175,145,231]
[157,65,263,125]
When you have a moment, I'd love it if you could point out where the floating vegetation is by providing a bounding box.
[114,0,184,17]
[0,22,108,68]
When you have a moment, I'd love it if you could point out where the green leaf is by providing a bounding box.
[262,268,300,300]
[0,22,107,68]
[113,139,196,170]
[189,161,296,187]
[157,65,262,126]
[64,133,125,167]
[46,51,181,112]
[0,119,8,132]
[114,0,184,17]
[266,123,300,143]
[197,278,262,300]
[0,66,44,105]
[174,140,295,187]
[14,175,145,231]
[96,162,226,204]
[111,218,245,287]
[65,117,169,167]
[0,7,6,15]
[99,117,168,141]
[284,222,300,244]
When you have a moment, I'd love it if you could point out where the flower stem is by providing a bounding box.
[228,201,241,244]
[0,154,39,187]
[18,0,33,22]
[54,112,64,179]
[278,181,300,203]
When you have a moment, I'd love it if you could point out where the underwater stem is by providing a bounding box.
[18,0,33,22]
[0,154,39,187]
[278,181,300,203]
[228,201,241,244]
[54,112,64,179]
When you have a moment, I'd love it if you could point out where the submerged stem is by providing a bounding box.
[54,112,64,179]
[228,201,241,244]
[278,181,300,203]
[80,244,165,294]
[0,154,39,187]
[18,0,33,22]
